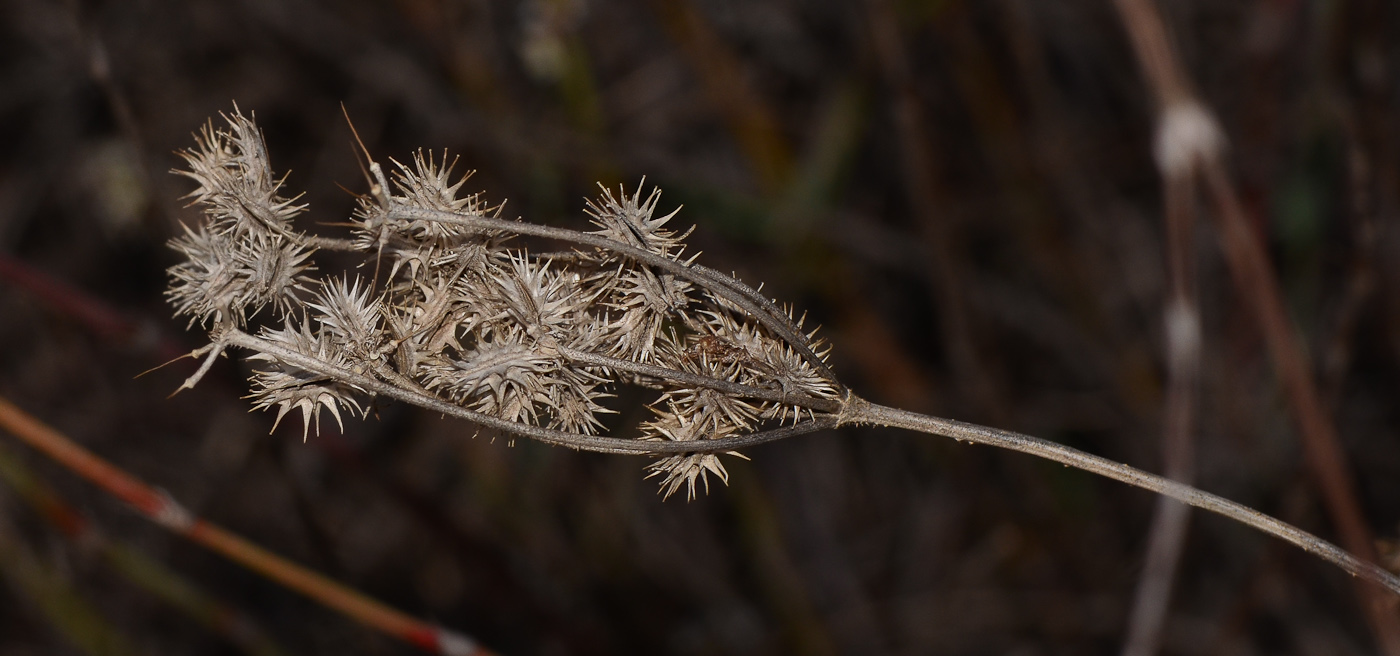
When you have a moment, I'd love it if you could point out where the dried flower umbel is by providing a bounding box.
[167,108,1400,597]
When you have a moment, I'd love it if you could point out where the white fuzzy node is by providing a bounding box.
[1154,101,1225,176]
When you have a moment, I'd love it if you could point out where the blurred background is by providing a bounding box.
[2,0,1399,653]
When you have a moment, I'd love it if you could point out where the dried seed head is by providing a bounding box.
[247,318,370,440]
[490,254,586,340]
[168,109,848,500]
[694,297,838,423]
[641,410,750,500]
[421,331,554,425]
[651,331,761,433]
[586,182,692,260]
[166,225,313,328]
[351,149,509,264]
[546,366,614,435]
[168,108,317,329]
[307,276,384,362]
[176,110,307,235]
[166,224,242,327]
[391,150,478,214]
[600,266,694,363]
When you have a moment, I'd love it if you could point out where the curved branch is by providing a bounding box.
[556,346,842,413]
[225,329,839,455]
[854,400,1400,597]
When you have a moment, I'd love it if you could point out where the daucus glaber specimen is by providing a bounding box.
[166,108,1400,597]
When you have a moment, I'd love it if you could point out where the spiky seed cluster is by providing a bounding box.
[247,318,369,438]
[586,184,695,364]
[168,109,843,498]
[167,111,315,328]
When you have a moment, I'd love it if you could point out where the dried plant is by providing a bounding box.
[167,108,1400,597]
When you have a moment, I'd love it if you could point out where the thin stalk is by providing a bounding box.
[1122,172,1200,656]
[225,329,840,455]
[229,324,1400,598]
[1111,0,1400,647]
[0,442,288,656]
[850,400,1400,597]
[556,346,842,413]
[0,395,489,656]
[207,322,1400,600]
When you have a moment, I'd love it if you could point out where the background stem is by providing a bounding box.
[0,395,488,656]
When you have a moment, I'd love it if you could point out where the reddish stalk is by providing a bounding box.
[0,254,184,361]
[1110,0,1400,651]
[0,442,288,656]
[0,395,493,656]
[1199,158,1400,648]
[0,254,135,345]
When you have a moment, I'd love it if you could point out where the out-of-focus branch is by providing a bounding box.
[0,395,493,656]
[864,0,1001,419]
[1122,159,1200,656]
[0,442,289,656]
[1110,0,1400,652]
[649,0,792,195]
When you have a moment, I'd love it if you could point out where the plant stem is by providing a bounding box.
[0,395,488,656]
[851,400,1400,597]
[0,442,289,656]
[557,346,842,413]
[228,317,1400,600]
[1122,102,1203,656]
[1110,0,1400,648]
[225,329,840,454]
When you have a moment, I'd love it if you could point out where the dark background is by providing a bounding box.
[2,0,1400,653]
